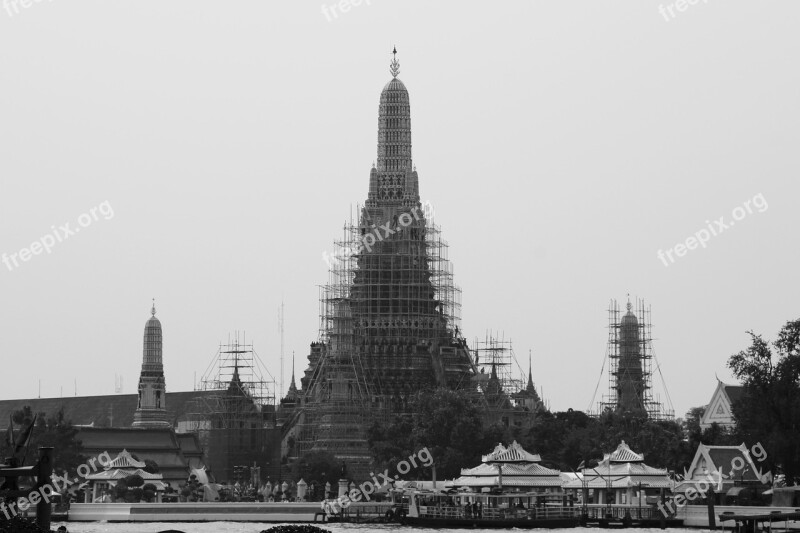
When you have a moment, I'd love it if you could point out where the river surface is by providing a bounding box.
[51,525,710,533]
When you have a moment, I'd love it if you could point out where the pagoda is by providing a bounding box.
[132,301,170,428]
[291,49,476,474]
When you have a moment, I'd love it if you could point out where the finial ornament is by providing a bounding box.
[151,298,156,317]
[626,293,632,312]
[390,46,400,78]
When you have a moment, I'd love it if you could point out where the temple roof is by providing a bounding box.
[461,462,559,477]
[563,440,670,490]
[482,441,542,463]
[608,441,644,463]
[382,77,408,94]
[454,441,561,488]
[564,441,673,489]
[86,468,163,481]
[105,449,146,469]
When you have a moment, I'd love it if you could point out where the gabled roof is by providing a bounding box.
[608,441,644,463]
[685,443,765,484]
[481,441,541,463]
[699,380,742,430]
[106,449,145,469]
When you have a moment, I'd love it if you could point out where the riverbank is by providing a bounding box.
[67,502,393,523]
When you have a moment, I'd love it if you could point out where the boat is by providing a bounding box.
[403,490,582,529]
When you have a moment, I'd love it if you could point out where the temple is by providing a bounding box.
[283,50,543,477]
[133,301,170,428]
[594,298,673,420]
[617,301,645,414]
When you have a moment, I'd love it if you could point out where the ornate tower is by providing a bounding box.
[616,301,645,414]
[293,50,475,471]
[133,300,170,428]
[595,297,674,420]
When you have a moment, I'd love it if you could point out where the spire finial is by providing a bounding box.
[151,298,156,317]
[626,293,632,312]
[389,46,400,78]
[527,349,534,391]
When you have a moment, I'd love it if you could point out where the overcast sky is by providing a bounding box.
[1,1,798,419]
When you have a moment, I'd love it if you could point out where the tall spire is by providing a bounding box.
[527,350,534,391]
[390,46,400,78]
[288,351,298,395]
[133,300,169,428]
[375,51,413,177]
[232,356,240,383]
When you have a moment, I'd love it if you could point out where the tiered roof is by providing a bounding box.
[85,449,169,491]
[563,441,672,490]
[453,441,562,489]
[482,440,542,463]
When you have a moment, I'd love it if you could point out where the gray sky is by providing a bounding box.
[1,1,798,419]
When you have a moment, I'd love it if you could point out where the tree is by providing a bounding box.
[367,415,414,471]
[143,459,160,474]
[728,319,800,483]
[141,483,157,502]
[0,407,85,478]
[368,388,499,480]
[297,450,339,498]
[408,389,491,479]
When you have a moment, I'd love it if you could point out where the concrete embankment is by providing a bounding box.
[69,502,324,522]
[677,505,800,529]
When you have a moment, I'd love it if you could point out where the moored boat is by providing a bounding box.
[403,490,582,529]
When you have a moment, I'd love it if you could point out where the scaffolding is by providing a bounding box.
[293,200,475,476]
[472,332,526,398]
[186,333,276,429]
[314,201,471,397]
[182,334,279,481]
[593,299,674,420]
[318,202,462,344]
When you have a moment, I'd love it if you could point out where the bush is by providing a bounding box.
[142,483,157,502]
[113,480,128,501]
[124,474,145,488]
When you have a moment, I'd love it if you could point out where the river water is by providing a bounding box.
[51,524,708,533]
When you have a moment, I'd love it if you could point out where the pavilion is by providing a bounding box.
[563,441,672,506]
[451,441,563,493]
[83,449,168,503]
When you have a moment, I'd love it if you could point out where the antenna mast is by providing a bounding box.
[279,300,285,397]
